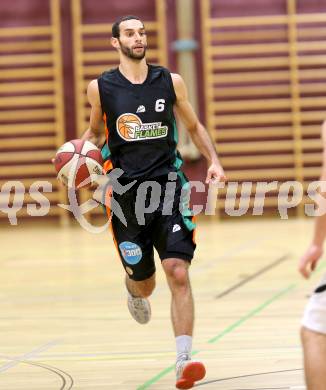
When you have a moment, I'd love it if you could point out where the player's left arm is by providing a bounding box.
[172,73,226,184]
[299,120,326,278]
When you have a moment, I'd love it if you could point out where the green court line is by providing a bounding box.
[136,284,296,390]
[208,284,295,343]
[136,365,175,390]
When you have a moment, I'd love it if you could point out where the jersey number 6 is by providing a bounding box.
[155,99,165,112]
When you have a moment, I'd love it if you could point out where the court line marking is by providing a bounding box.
[23,360,74,390]
[0,339,60,373]
[136,284,296,390]
[195,368,303,387]
[209,284,295,343]
[42,261,323,365]
[215,254,290,299]
[0,355,74,390]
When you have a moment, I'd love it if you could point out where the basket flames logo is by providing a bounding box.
[116,113,168,142]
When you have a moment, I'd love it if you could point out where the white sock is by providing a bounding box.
[176,335,192,362]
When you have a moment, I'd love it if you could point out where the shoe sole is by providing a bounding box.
[127,297,151,324]
[175,361,206,389]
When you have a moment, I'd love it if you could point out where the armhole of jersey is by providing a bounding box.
[97,75,105,113]
[166,70,177,103]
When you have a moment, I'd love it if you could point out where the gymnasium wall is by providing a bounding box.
[1,0,326,224]
[202,0,326,218]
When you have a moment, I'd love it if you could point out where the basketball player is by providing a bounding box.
[82,15,226,389]
[298,120,326,389]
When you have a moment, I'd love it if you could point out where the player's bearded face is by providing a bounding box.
[119,39,147,60]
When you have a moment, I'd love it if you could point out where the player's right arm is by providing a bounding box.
[81,79,104,147]
[299,120,326,278]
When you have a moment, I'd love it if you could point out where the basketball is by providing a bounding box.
[54,139,104,188]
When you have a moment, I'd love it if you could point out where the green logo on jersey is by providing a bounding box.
[135,123,168,139]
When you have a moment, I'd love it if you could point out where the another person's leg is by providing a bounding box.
[301,274,326,390]
[301,327,326,390]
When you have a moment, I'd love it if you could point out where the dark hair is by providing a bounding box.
[111,15,143,38]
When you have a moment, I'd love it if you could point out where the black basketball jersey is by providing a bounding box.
[97,64,183,180]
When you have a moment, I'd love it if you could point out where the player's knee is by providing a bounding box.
[163,260,189,287]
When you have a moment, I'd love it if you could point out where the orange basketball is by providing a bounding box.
[117,114,141,139]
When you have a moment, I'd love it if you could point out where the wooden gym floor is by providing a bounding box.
[0,217,321,389]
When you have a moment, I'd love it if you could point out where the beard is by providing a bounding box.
[119,41,146,61]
